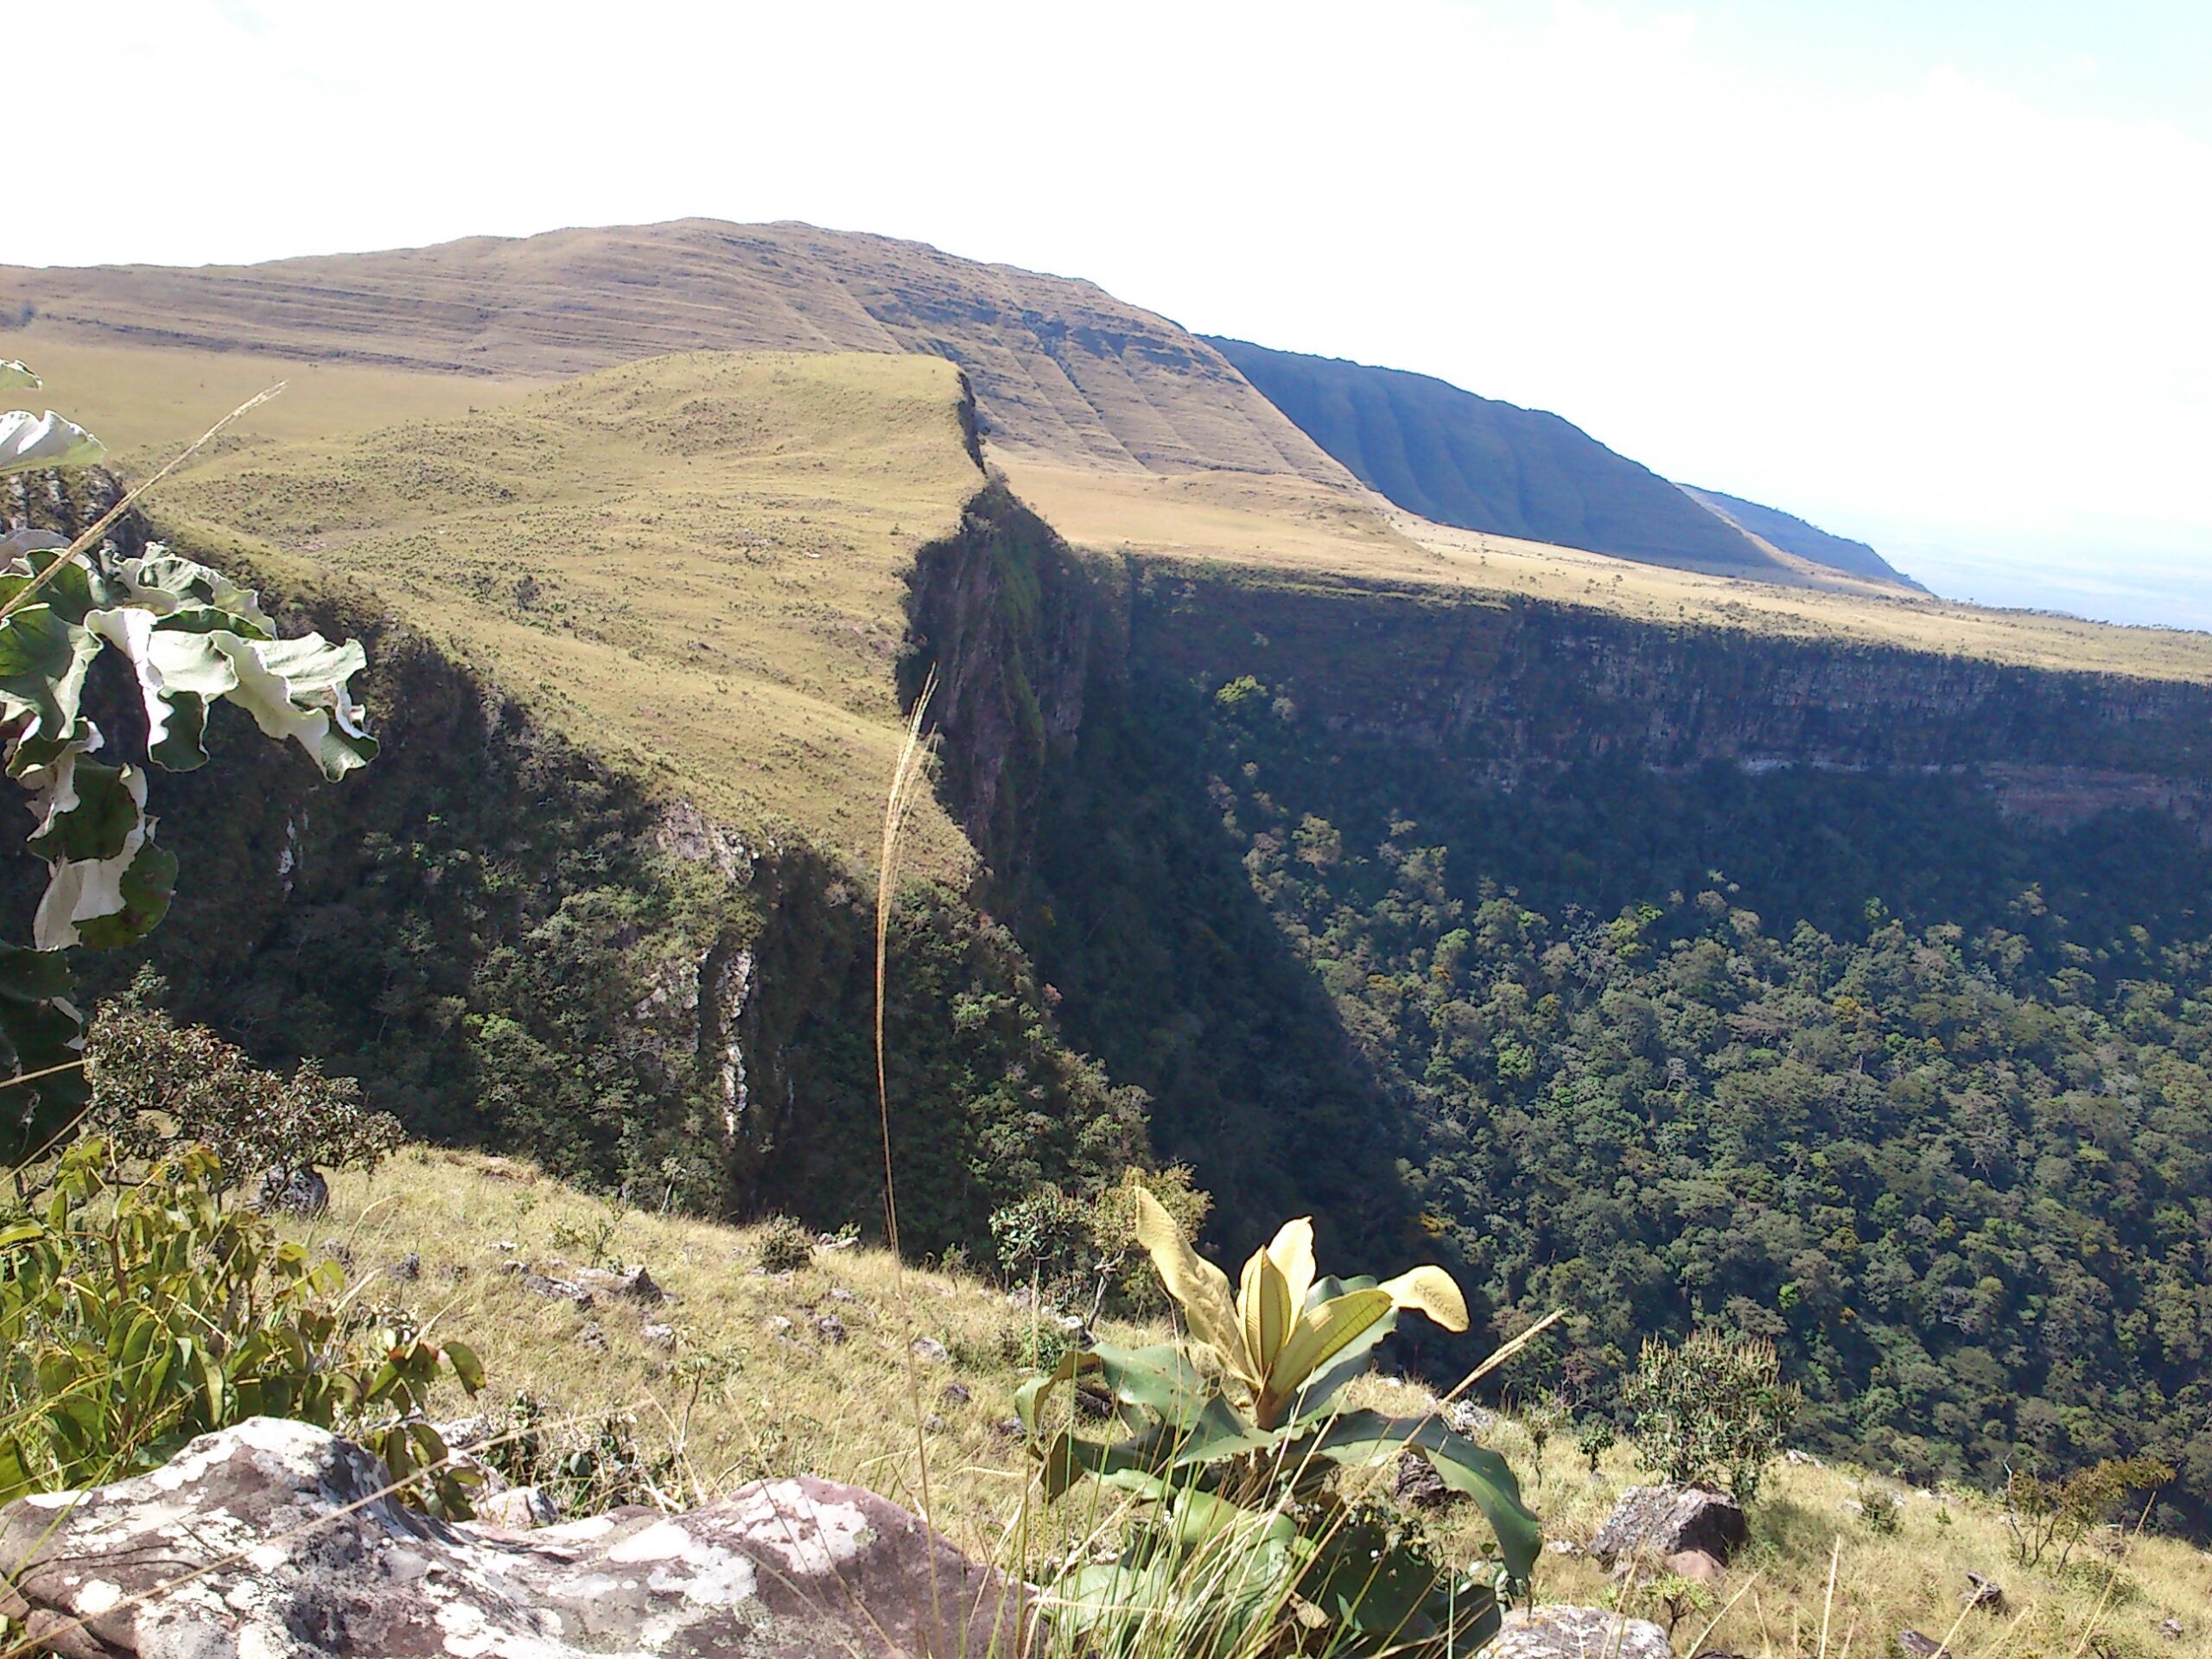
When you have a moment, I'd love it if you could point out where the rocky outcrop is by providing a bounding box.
[0,1418,1027,1659]
[1589,1484,1749,1568]
[1493,1605,1670,1659]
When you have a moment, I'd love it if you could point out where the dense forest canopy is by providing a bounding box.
[1030,666,2212,1528]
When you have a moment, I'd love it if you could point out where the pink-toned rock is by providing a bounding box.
[0,1418,1027,1658]
[1665,1548,1727,1583]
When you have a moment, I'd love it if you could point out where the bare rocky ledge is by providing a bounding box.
[0,1417,1026,1658]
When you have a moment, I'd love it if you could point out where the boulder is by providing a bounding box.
[1589,1484,1748,1567]
[0,1418,1027,1658]
[1962,1571,2005,1611]
[911,1337,949,1364]
[1492,1605,1670,1659]
[643,1321,677,1351]
[1897,1633,1951,1659]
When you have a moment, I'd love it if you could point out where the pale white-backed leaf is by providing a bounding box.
[1377,1265,1469,1332]
[0,410,105,477]
[0,363,37,390]
[1264,1217,1316,1314]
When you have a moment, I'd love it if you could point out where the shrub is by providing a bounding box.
[1575,1416,1618,1475]
[1019,1192,1538,1656]
[989,1184,1094,1306]
[1622,1330,1798,1502]
[1858,1480,1904,1535]
[2004,1454,2173,1568]
[0,1137,483,1514]
[86,992,403,1185]
[754,1214,815,1274]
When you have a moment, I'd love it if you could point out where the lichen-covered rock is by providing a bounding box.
[1493,1604,1670,1659]
[1394,1448,1458,1510]
[0,1417,1027,1658]
[1589,1483,1749,1567]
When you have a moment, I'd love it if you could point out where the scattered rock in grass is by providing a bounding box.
[1494,1605,1669,1659]
[1590,1484,1748,1567]
[521,1272,594,1308]
[1664,1548,1726,1585]
[255,1166,330,1216]
[494,1240,519,1253]
[1395,1450,1458,1510]
[391,1251,421,1281]
[829,1286,857,1303]
[816,1313,849,1344]
[765,1315,795,1336]
[643,1322,677,1351]
[577,1320,607,1351]
[2158,1618,2183,1640]
[1962,1572,2005,1611]
[1896,1633,1950,1659]
[1785,1448,1822,1466]
[1446,1401,1496,1436]
[911,1337,949,1363]
[1544,1539,1581,1555]
[993,1417,1025,1439]
[942,1382,972,1406]
[573,1264,664,1304]
[923,1415,946,1433]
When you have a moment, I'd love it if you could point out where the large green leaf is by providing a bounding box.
[0,942,88,1160]
[1298,1409,1541,1581]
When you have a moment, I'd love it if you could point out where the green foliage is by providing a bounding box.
[1858,1480,1904,1535]
[1575,1416,1618,1475]
[86,988,402,1184]
[1017,1198,1538,1656]
[2004,1455,2173,1569]
[1028,658,2212,1526]
[753,1214,816,1274]
[1623,1331,1797,1502]
[990,1166,1213,1317]
[0,368,374,1159]
[0,1137,483,1513]
[482,1392,677,1515]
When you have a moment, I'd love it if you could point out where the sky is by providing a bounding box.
[7,0,2210,630]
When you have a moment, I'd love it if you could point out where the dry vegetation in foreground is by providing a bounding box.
[302,1147,2209,1657]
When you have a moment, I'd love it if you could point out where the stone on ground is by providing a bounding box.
[0,1417,1027,1658]
[1589,1483,1749,1567]
[1493,1605,1670,1659]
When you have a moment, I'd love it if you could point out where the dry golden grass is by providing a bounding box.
[137,349,985,876]
[301,1148,2209,1654]
[7,327,537,467]
[298,1146,1154,1555]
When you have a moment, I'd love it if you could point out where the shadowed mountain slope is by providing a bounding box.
[0,219,1348,486]
[1208,335,1866,582]
[1681,484,1922,588]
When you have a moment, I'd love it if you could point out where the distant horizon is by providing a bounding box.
[6,0,2208,632]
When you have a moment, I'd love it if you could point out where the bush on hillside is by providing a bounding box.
[1623,1330,1797,1502]
[0,1137,482,1514]
[988,1165,1211,1318]
[86,988,403,1186]
[2004,1455,2174,1569]
[753,1214,815,1274]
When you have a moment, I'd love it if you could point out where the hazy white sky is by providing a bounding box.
[8,0,2209,627]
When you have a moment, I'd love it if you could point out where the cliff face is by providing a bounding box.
[1122,570,2212,830]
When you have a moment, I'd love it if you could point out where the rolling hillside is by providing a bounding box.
[1,219,1347,485]
[1207,335,1807,579]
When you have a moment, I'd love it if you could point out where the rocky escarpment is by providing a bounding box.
[1128,568,2212,831]
[1,474,1131,1252]
[0,1418,1024,1658]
